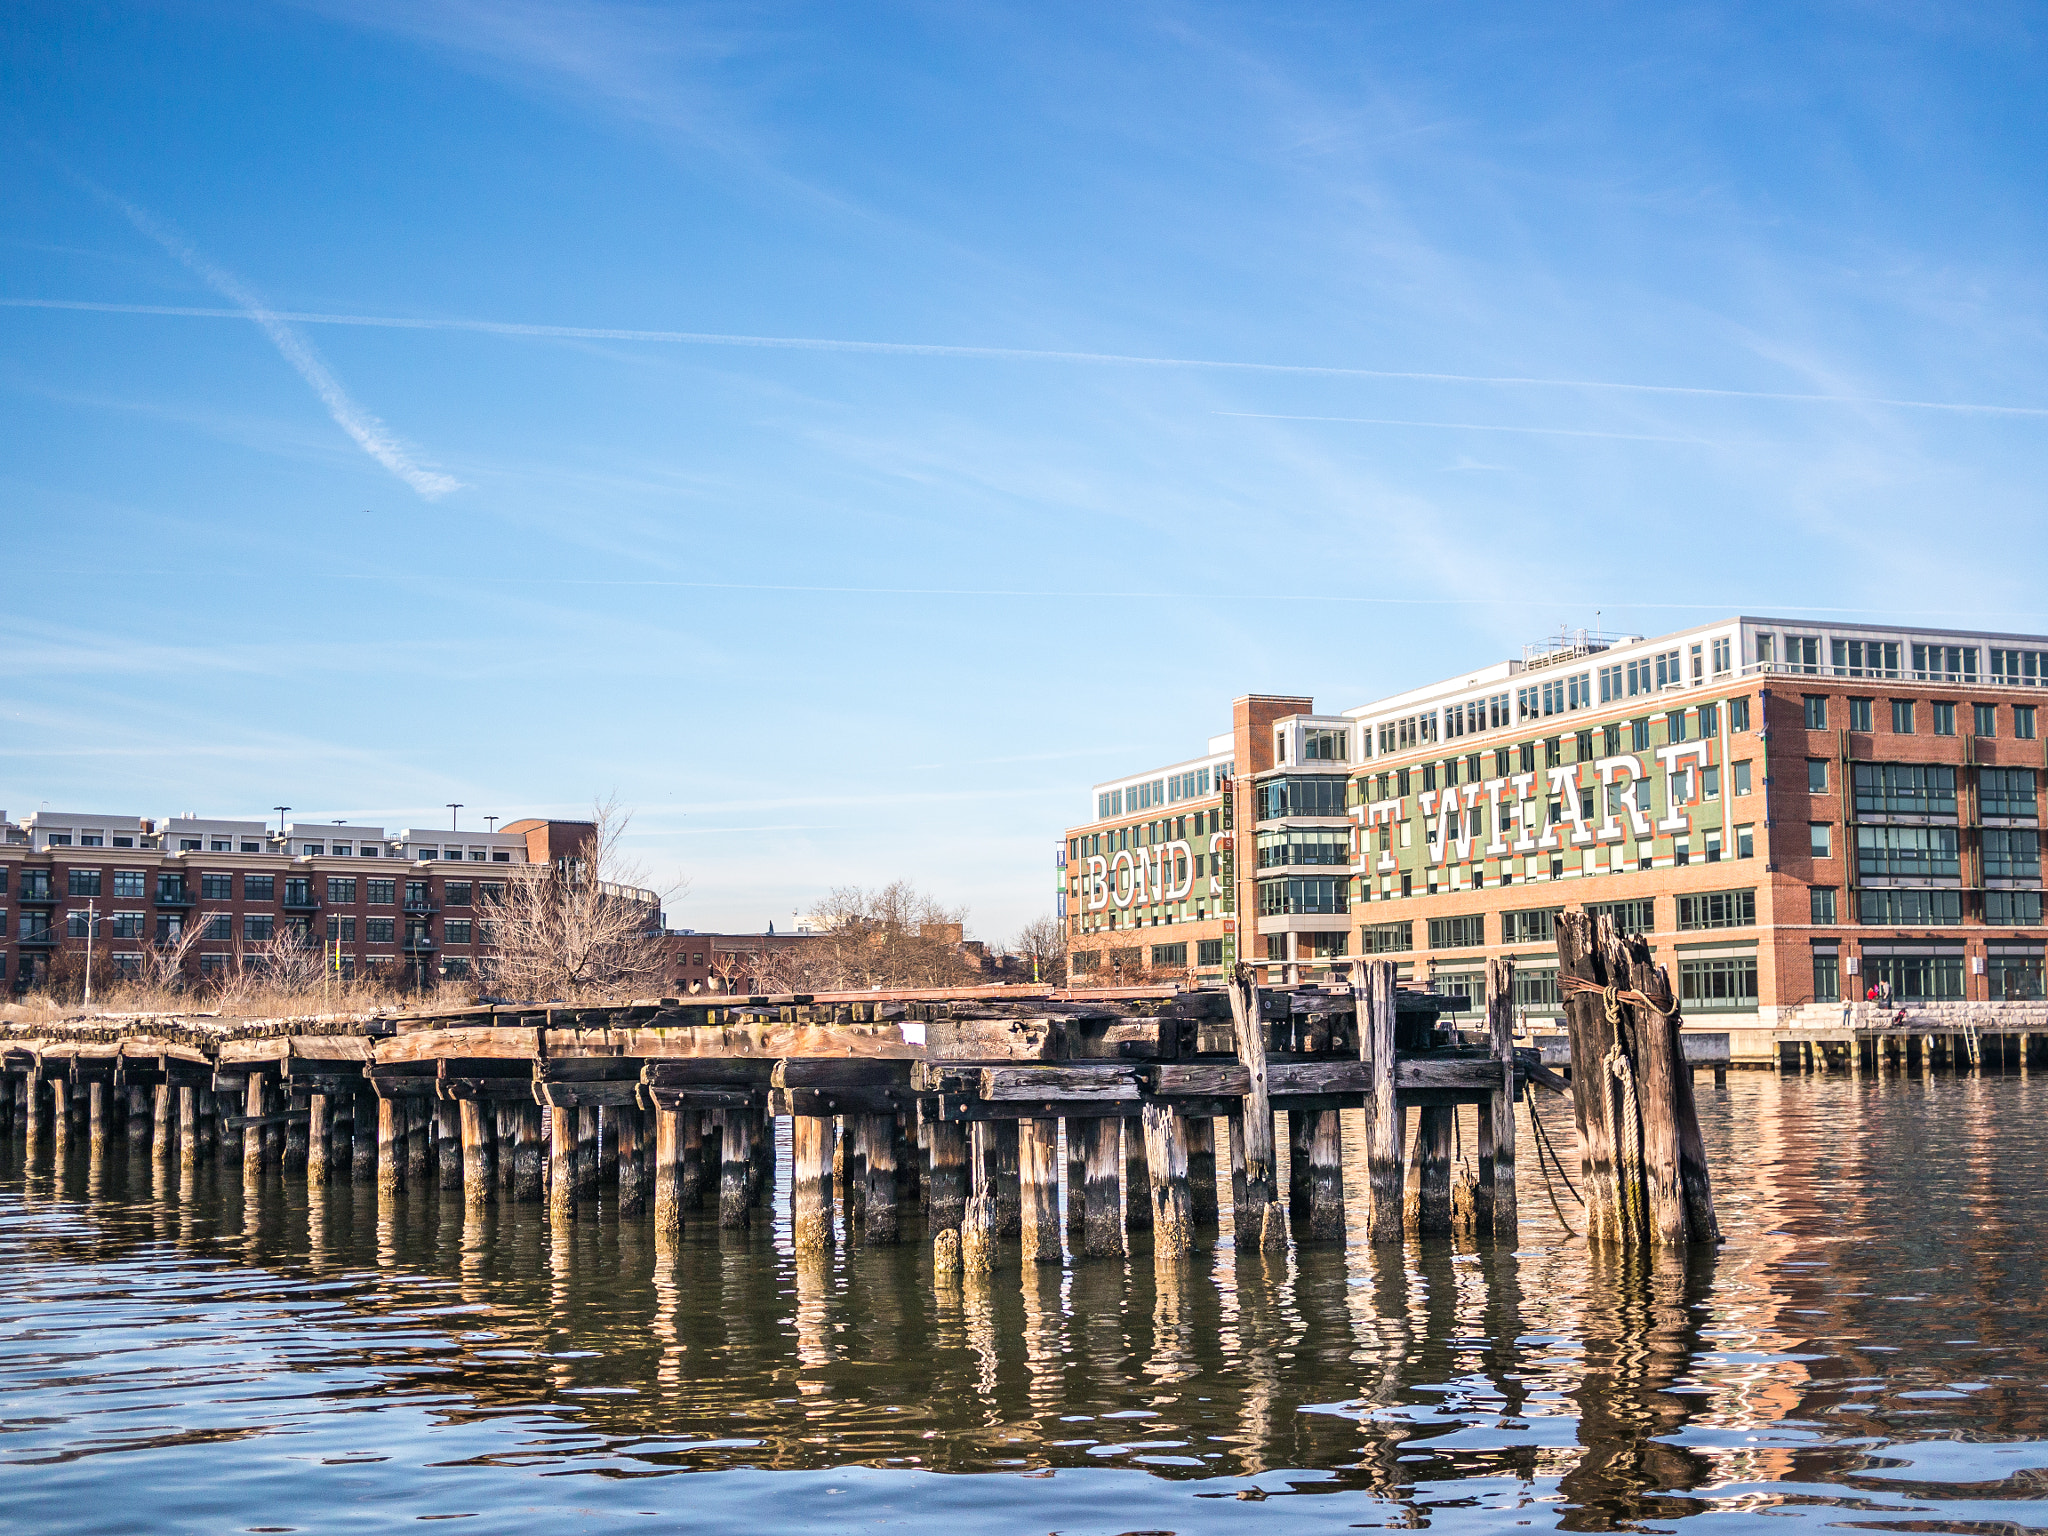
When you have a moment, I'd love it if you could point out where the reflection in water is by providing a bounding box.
[2,1074,2047,1533]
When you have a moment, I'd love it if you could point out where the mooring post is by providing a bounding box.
[89,1080,107,1161]
[616,1106,645,1217]
[792,1114,834,1255]
[24,1075,43,1162]
[547,1106,575,1222]
[376,1096,403,1196]
[1556,910,1626,1243]
[1018,1117,1061,1265]
[153,1081,174,1164]
[718,1107,752,1228]
[920,1116,962,1237]
[1185,1116,1218,1224]
[861,1112,899,1245]
[1122,1115,1151,1232]
[1226,963,1285,1249]
[1140,1103,1193,1258]
[961,1121,996,1274]
[1304,1108,1344,1242]
[309,1091,331,1187]
[1480,956,1519,1243]
[460,1099,495,1210]
[653,1107,683,1240]
[1356,958,1403,1243]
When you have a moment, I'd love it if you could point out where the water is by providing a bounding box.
[3,1073,2045,1534]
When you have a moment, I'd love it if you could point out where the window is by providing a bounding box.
[1427,914,1485,949]
[1987,949,2045,1001]
[1197,939,1225,967]
[446,919,473,945]
[1981,768,2039,819]
[1544,738,1561,768]
[1735,823,1754,859]
[1666,710,1686,743]
[1681,957,1758,1010]
[1513,968,1561,1014]
[1862,951,1965,1001]
[1932,701,1956,736]
[1677,890,1756,930]
[202,913,231,940]
[244,874,275,901]
[1729,696,1751,732]
[368,879,395,905]
[1575,729,1595,762]
[1848,697,1873,732]
[479,881,505,905]
[1587,898,1655,934]
[1730,761,1752,797]
[2019,706,2038,740]
[445,881,472,906]
[1787,637,1822,674]
[1912,644,1978,682]
[1502,907,1562,945]
[201,873,232,900]
[116,912,148,940]
[1305,932,1348,958]
[1360,921,1412,953]
[1302,729,1347,762]
[113,870,144,899]
[1855,825,1960,880]
[244,914,275,941]
[1712,637,1731,674]
[1803,695,1827,729]
[1857,888,1963,925]
[1699,701,1719,737]
[284,878,313,907]
[1987,891,2043,925]
[327,916,357,942]
[327,877,357,904]
[1813,949,1840,1003]
[1983,829,2041,881]
[1991,648,2046,686]
[1255,777,1348,820]
[68,869,101,897]
[1256,877,1348,915]
[1810,823,1832,857]
[1255,829,1350,867]
[1974,703,1998,738]
[1892,699,1915,734]
[366,918,395,944]
[1811,887,1838,923]
[66,911,90,939]
[1807,759,1828,793]
[1832,639,1902,679]
[1853,763,1957,817]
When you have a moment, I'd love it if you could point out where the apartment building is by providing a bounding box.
[0,809,657,992]
[1059,618,2045,1051]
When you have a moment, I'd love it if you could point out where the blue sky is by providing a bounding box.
[4,3,2045,940]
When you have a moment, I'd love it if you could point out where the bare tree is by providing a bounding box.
[484,798,674,1001]
[798,881,979,991]
[137,911,216,992]
[1011,912,1068,986]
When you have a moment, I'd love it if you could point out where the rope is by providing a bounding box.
[1556,973,1682,1019]
[1523,1086,1582,1236]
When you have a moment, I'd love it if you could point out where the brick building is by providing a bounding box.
[0,810,656,993]
[1060,618,2045,1056]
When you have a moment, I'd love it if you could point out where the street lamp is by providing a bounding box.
[448,803,463,832]
[274,806,291,838]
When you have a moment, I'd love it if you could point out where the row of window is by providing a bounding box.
[1072,811,1222,855]
[1097,766,1226,820]
[1768,636,2048,689]
[1842,825,2041,880]
[1802,693,2039,738]
[1363,701,1743,801]
[1352,892,1751,955]
[1811,950,2044,1003]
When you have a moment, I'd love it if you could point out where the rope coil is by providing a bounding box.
[1557,974,1681,1019]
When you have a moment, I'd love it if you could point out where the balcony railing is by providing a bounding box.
[17,931,56,947]
[403,900,439,915]
[156,891,196,907]
[17,889,56,906]
[403,936,436,952]
[282,894,321,911]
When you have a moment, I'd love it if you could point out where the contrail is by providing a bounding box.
[69,213,461,499]
[7,296,2046,419]
[1214,411,1721,443]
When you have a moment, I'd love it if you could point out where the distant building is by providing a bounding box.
[1059,617,2045,1055]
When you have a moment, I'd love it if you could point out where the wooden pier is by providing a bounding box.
[0,962,1561,1257]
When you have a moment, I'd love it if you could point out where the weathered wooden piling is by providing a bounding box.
[991,1119,1021,1238]
[1064,1122,1087,1240]
[792,1114,834,1255]
[89,1080,108,1159]
[1287,1110,1311,1223]
[1302,1107,1344,1242]
[615,1106,645,1217]
[513,1103,544,1203]
[961,1121,996,1274]
[1139,1102,1193,1257]
[927,1118,967,1235]
[653,1107,683,1241]
[460,1099,495,1209]
[1477,956,1518,1242]
[679,1109,706,1210]
[1357,959,1404,1242]
[860,1112,899,1244]
[1414,1106,1453,1236]
[377,1097,403,1195]
[1185,1116,1218,1223]
[1122,1115,1152,1232]
[351,1089,378,1185]
[1018,1117,1060,1264]
[126,1083,148,1148]
[178,1085,199,1171]
[547,1106,575,1221]
[309,1091,332,1186]
[1226,964,1285,1249]
[1079,1117,1123,1258]
[718,1107,752,1228]
[243,1076,268,1179]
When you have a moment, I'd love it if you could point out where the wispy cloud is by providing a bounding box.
[69,195,461,499]
[8,296,2045,419]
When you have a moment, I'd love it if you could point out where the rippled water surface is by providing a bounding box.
[3,1072,2045,1533]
